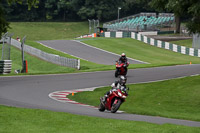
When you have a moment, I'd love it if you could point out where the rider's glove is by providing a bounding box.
[111,83,115,88]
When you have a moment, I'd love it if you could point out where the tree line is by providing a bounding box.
[0,0,199,37]
[1,0,154,22]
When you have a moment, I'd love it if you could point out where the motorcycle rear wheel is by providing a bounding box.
[111,99,122,113]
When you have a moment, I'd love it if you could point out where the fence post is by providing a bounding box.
[77,59,80,70]
[7,33,14,60]
[1,32,8,60]
[21,36,26,73]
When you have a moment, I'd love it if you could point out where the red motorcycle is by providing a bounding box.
[99,87,129,113]
[115,61,129,77]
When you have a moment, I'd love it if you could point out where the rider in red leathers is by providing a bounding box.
[102,75,127,103]
[119,53,128,63]
[118,53,128,74]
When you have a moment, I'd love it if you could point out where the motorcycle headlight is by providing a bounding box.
[118,92,122,97]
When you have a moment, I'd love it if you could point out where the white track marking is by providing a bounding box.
[49,88,98,108]
[37,41,89,61]
[49,86,124,113]
[73,40,149,64]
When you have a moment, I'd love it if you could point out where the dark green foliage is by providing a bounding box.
[0,0,200,37]
[186,18,200,34]
[150,0,200,34]
[0,1,9,38]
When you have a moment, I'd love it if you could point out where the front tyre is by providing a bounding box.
[115,69,119,77]
[99,99,105,112]
[124,68,128,76]
[111,99,122,113]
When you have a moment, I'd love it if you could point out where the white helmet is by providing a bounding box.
[121,53,126,57]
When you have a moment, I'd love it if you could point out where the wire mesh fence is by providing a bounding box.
[11,39,80,69]
[1,36,80,69]
[1,33,12,60]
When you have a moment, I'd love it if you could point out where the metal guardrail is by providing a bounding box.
[0,60,12,74]
[10,39,80,69]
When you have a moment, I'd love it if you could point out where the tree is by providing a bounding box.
[71,0,124,21]
[0,0,38,38]
[150,0,184,33]
[121,0,154,19]
[0,0,10,37]
[185,1,200,34]
[150,0,200,34]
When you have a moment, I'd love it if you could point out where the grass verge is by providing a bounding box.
[0,105,200,133]
[8,22,89,41]
[0,45,77,74]
[68,75,200,121]
[82,38,200,65]
[170,39,192,48]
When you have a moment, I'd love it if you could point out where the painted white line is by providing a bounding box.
[190,74,200,77]
[130,74,199,85]
[74,40,149,64]
[37,41,89,62]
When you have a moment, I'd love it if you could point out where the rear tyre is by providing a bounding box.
[111,99,122,113]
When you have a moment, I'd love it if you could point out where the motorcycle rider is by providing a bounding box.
[119,53,128,63]
[118,53,128,74]
[102,75,127,103]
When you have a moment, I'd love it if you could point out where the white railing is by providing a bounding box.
[10,38,80,69]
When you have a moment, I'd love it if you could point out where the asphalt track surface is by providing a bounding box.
[1,65,200,127]
[38,40,146,65]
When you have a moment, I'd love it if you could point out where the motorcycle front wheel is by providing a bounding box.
[98,99,105,112]
[115,69,119,77]
[111,99,122,113]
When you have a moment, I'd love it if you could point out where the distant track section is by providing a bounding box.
[39,40,146,65]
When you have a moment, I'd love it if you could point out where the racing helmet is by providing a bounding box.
[119,75,127,85]
[121,53,126,57]
[121,53,126,61]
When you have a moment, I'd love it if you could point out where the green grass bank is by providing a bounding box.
[170,39,192,48]
[0,105,200,133]
[8,22,89,41]
[82,38,200,65]
[68,75,200,122]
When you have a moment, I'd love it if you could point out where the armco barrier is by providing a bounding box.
[0,60,12,74]
[10,39,80,69]
[101,31,200,57]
